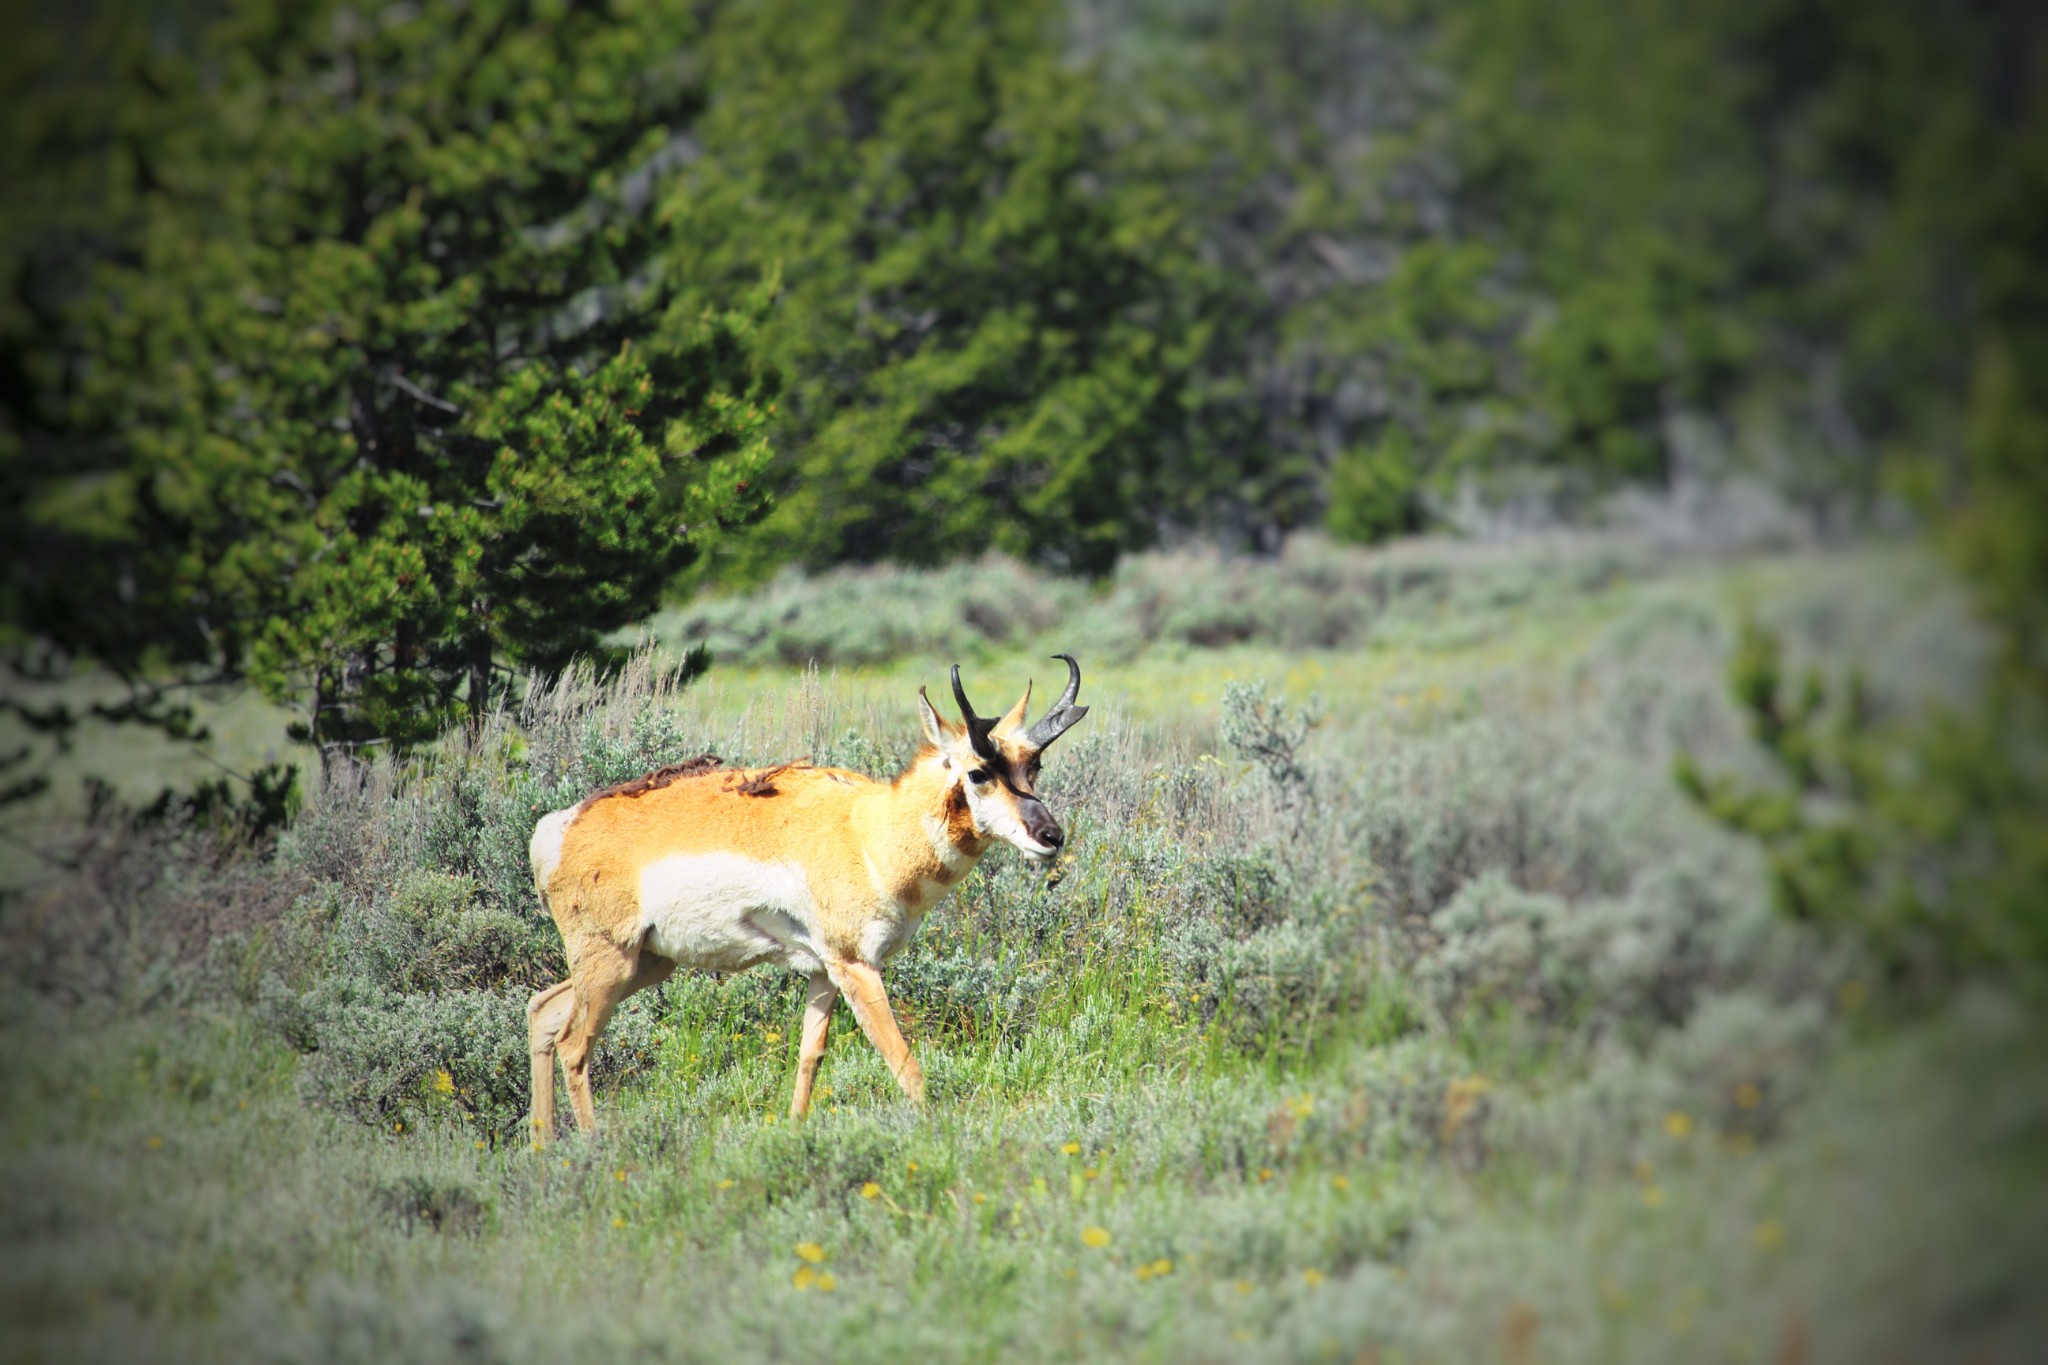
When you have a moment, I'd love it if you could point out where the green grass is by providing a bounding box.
[3,967,2038,1363]
[1,535,2038,1363]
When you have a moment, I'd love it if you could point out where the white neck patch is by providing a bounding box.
[921,812,977,875]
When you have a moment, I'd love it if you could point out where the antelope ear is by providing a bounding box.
[915,686,948,749]
[995,680,1033,739]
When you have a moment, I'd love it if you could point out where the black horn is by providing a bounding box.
[950,664,1001,758]
[1024,653,1089,750]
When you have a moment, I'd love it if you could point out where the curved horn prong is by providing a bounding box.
[950,664,1000,758]
[1024,653,1089,750]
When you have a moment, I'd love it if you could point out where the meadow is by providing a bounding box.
[1,535,2040,1363]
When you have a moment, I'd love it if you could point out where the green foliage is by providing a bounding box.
[6,0,778,758]
[665,0,1200,579]
[1219,679,1320,830]
[1438,0,2048,517]
[119,761,302,849]
[1679,617,2048,989]
[237,545,1897,1143]
[5,542,2037,1360]
[1326,436,1425,546]
[1085,0,1451,546]
[651,532,1653,666]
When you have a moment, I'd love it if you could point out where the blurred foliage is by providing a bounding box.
[646,533,1650,667]
[1679,617,2048,993]
[2,0,779,765]
[4,0,2043,767]
[664,0,1207,580]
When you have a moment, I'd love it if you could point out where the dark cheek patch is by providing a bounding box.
[943,782,982,847]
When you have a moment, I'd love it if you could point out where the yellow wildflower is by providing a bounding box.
[476,1140,487,1151]
[792,1266,819,1291]
[794,1242,826,1264]
[716,1178,734,1190]
[1083,1167,1099,1180]
[972,1192,987,1204]
[614,1167,628,1183]
[817,1273,838,1293]
[146,1135,163,1150]
[1753,1219,1784,1250]
[1081,1226,1112,1248]
[1442,1075,1492,1140]
[1234,1279,1255,1295]
[1061,1141,1081,1155]
[1734,1081,1762,1110]
[1331,1175,1351,1192]
[432,1069,456,1096]
[1257,1167,1274,1183]
[1664,1111,1693,1139]
[1641,1185,1667,1209]
[612,1217,626,1229]
[860,1182,881,1199]
[1302,1269,1325,1287]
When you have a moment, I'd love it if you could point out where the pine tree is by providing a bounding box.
[6,0,779,762]
[661,0,1199,579]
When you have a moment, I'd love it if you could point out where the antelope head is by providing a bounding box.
[916,653,1090,867]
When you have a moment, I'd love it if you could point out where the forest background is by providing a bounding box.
[7,0,2042,762]
[0,1,2044,1361]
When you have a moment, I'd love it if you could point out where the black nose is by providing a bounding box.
[1037,822,1064,848]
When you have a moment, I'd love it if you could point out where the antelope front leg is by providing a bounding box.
[825,958,925,1105]
[790,973,839,1119]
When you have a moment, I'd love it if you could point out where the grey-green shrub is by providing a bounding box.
[645,533,1659,666]
[265,565,1843,1142]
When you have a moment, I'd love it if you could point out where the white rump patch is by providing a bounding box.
[638,853,824,976]
[529,807,578,899]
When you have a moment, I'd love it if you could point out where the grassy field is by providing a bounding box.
[2,536,2040,1363]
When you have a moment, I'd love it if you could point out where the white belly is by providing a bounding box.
[637,852,825,976]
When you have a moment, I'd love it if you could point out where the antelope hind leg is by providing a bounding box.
[790,973,840,1119]
[527,980,577,1146]
[554,940,675,1135]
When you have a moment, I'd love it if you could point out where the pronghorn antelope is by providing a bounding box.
[525,656,1089,1139]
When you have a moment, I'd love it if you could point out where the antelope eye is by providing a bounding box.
[966,768,991,785]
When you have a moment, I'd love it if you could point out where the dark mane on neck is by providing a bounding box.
[580,753,723,807]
